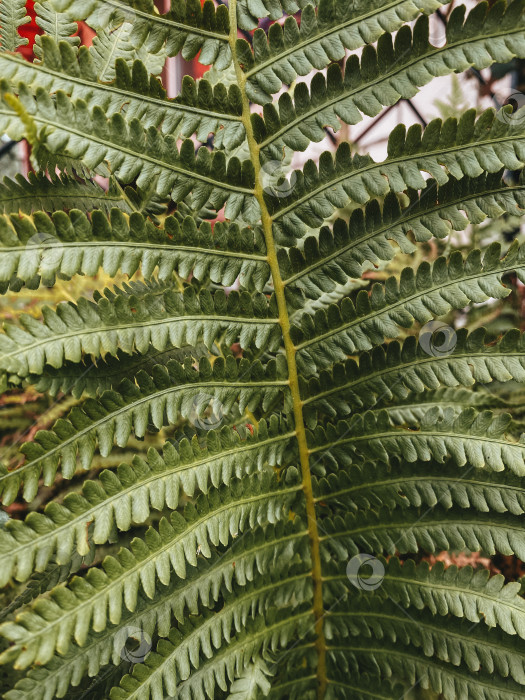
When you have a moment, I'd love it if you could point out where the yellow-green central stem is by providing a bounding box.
[228,3,327,696]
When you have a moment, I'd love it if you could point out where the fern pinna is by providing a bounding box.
[1,0,525,698]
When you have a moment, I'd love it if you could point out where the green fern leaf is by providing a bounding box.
[258,3,525,154]
[52,0,232,70]
[293,243,521,374]
[329,641,525,700]
[310,406,525,474]
[326,596,525,683]
[326,556,525,638]
[109,608,311,700]
[0,84,258,221]
[302,328,525,425]
[227,660,272,700]
[321,504,525,561]
[0,173,131,217]
[2,520,306,698]
[89,19,166,80]
[0,280,281,377]
[315,456,525,515]
[0,40,244,146]
[240,0,448,103]
[375,387,504,425]
[32,346,207,398]
[0,0,29,51]
[236,0,312,31]
[0,470,301,664]
[3,1,525,697]
[33,1,80,59]
[0,355,288,504]
[271,108,525,243]
[281,172,525,302]
[0,209,269,293]
[0,419,294,582]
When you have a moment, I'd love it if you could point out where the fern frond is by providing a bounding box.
[0,173,131,217]
[327,557,525,639]
[271,108,525,243]
[0,470,300,664]
[32,346,206,398]
[0,553,89,624]
[89,20,165,81]
[315,456,525,516]
[0,39,244,145]
[293,243,520,374]
[0,0,29,51]
[0,208,269,292]
[0,355,288,505]
[2,520,307,697]
[281,172,525,303]
[33,2,79,59]
[321,503,525,561]
[52,0,232,70]
[227,660,272,700]
[0,280,280,377]
[320,672,402,700]
[235,0,312,31]
[257,3,525,155]
[110,608,312,700]
[267,669,403,700]
[329,641,525,700]
[3,0,525,696]
[0,419,293,582]
[293,279,370,319]
[326,596,525,684]
[0,85,259,222]
[16,574,307,682]
[239,0,447,103]
[302,328,525,425]
[377,387,500,424]
[310,406,525,474]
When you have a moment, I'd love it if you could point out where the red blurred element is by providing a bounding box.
[77,22,95,47]
[17,2,93,60]
[15,3,92,174]
[183,0,213,79]
[16,0,42,60]
[16,2,41,174]
[190,0,208,84]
